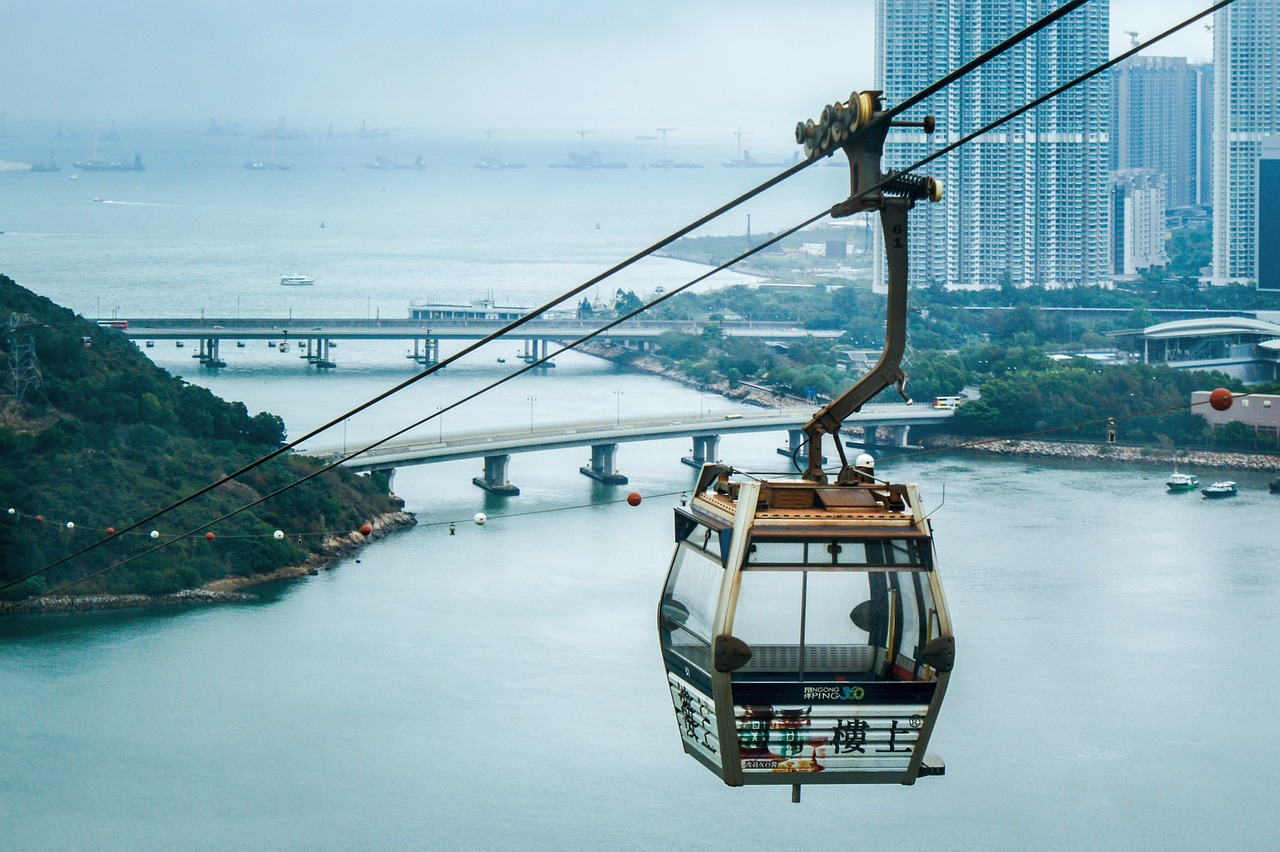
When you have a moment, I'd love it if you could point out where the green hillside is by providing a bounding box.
[0,275,408,602]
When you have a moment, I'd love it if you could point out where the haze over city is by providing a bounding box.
[6,0,1214,141]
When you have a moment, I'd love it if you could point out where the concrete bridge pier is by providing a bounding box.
[520,338,556,367]
[407,336,439,367]
[307,338,336,369]
[776,428,825,467]
[198,337,226,368]
[472,453,520,495]
[579,443,628,484]
[890,425,911,448]
[681,434,720,468]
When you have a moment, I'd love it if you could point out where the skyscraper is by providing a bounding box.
[1111,56,1197,209]
[875,0,1111,289]
[1211,0,1280,287]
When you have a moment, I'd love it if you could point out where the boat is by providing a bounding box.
[475,155,526,169]
[280,275,315,286]
[1166,471,1198,493]
[74,154,145,172]
[30,153,61,173]
[648,159,703,169]
[245,160,290,170]
[1201,481,1238,499]
[549,151,626,169]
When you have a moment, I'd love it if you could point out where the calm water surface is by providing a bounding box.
[1,131,1278,850]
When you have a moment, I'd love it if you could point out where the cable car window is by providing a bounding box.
[659,543,723,675]
[731,571,803,650]
[745,537,930,570]
[804,573,873,647]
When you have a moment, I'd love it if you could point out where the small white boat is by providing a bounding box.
[1201,481,1238,499]
[280,275,315,286]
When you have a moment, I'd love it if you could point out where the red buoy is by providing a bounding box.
[627,492,642,506]
[106,526,116,534]
[1209,388,1234,411]
[205,532,216,541]
[360,523,373,537]
[35,515,43,522]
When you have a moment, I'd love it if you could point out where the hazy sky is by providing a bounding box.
[6,0,1216,142]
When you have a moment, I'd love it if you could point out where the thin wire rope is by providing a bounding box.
[12,2,1092,582]
[5,0,1222,601]
[880,0,1238,188]
[3,215,826,606]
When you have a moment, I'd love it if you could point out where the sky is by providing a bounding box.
[3,0,1217,143]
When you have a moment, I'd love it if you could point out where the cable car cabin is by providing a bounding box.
[659,463,953,794]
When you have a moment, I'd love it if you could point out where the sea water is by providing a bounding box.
[1,129,1279,850]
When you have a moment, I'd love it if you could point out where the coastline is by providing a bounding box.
[4,510,416,615]
[922,436,1280,473]
[577,341,1280,475]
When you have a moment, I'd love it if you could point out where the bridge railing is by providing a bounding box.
[297,403,945,459]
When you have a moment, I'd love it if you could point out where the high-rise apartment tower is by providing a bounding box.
[876,0,1111,289]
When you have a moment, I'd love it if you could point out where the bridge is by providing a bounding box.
[298,404,954,495]
[111,317,843,369]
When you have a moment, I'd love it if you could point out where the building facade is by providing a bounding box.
[1111,56,1198,210]
[1261,137,1280,291]
[1111,170,1170,276]
[875,0,1111,289]
[1211,0,1280,286]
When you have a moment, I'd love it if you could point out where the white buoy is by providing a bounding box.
[273,530,285,540]
[65,522,75,529]
[474,512,487,526]
[149,530,160,539]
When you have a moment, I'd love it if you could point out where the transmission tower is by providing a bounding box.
[6,313,49,404]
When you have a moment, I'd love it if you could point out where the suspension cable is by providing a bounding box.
[2,213,828,605]
[4,0,1204,599]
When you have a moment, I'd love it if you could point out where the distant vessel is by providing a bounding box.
[205,118,243,136]
[1201,481,1238,499]
[356,119,389,139]
[245,132,290,170]
[475,154,525,169]
[281,275,315,286]
[366,155,426,170]
[722,150,797,169]
[550,151,626,169]
[648,159,703,169]
[245,159,290,171]
[75,153,145,172]
[30,153,61,173]
[1166,470,1198,493]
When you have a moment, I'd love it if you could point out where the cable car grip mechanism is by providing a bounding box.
[793,91,943,483]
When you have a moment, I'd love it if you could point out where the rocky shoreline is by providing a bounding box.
[922,435,1280,473]
[4,510,416,615]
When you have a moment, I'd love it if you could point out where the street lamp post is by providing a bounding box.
[614,389,623,425]
[436,406,444,442]
[527,396,536,433]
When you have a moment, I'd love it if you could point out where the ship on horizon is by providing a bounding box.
[549,150,626,169]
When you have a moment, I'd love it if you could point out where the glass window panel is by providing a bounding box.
[803,572,874,645]
[661,545,723,652]
[732,571,803,648]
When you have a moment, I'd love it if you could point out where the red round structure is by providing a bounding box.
[360,523,373,537]
[35,515,43,522]
[1209,388,1234,411]
[627,492,642,506]
[106,526,115,534]
[205,532,216,541]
